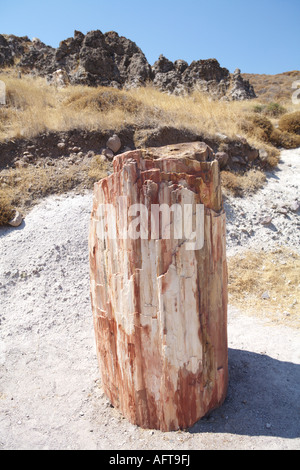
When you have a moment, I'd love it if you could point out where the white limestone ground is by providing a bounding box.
[225,147,300,256]
[0,148,299,450]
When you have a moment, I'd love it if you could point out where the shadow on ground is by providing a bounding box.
[0,220,26,238]
[189,348,300,439]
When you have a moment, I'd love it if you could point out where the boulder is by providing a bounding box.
[106,134,122,153]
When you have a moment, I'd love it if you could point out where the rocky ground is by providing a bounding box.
[0,148,299,450]
[225,147,300,256]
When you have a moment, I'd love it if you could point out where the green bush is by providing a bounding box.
[253,102,286,118]
[265,102,286,118]
[253,104,265,114]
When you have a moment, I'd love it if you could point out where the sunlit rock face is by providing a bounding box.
[89,143,228,431]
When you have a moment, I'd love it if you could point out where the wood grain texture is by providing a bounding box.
[89,143,228,431]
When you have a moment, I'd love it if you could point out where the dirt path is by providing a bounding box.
[0,149,299,450]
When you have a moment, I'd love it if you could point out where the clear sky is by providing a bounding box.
[0,0,299,74]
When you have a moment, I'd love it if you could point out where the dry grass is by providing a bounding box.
[242,71,300,104]
[278,111,300,135]
[0,69,299,143]
[0,69,299,218]
[0,69,274,143]
[0,155,109,224]
[221,169,266,197]
[0,192,15,225]
[240,111,300,152]
[228,248,300,329]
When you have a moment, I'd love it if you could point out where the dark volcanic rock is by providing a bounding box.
[59,30,152,88]
[0,34,31,67]
[0,30,256,100]
[152,56,255,100]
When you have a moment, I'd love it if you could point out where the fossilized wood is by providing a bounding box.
[89,143,228,431]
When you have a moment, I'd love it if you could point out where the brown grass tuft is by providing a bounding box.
[241,114,274,143]
[0,156,110,218]
[0,192,15,226]
[221,169,266,197]
[228,248,300,328]
[278,111,300,135]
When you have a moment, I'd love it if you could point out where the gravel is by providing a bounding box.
[0,148,299,450]
[225,147,300,256]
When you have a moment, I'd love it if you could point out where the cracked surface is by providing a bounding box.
[89,144,228,431]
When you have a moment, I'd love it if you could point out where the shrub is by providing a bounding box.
[0,193,14,226]
[221,169,266,197]
[265,102,286,117]
[270,128,300,149]
[63,87,140,114]
[253,104,265,114]
[278,111,300,135]
[241,114,274,142]
[252,102,286,118]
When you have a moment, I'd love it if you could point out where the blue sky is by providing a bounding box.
[0,0,299,74]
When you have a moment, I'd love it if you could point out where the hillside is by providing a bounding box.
[0,30,300,227]
[242,71,300,103]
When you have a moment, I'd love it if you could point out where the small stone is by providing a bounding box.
[266,423,272,429]
[106,134,121,153]
[259,215,272,225]
[261,291,270,300]
[57,142,65,149]
[276,206,288,215]
[102,148,114,160]
[8,211,23,227]
[259,149,268,162]
[289,201,300,212]
[215,152,229,169]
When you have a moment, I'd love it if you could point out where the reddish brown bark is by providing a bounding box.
[89,143,228,431]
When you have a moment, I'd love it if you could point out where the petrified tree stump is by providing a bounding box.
[89,142,228,431]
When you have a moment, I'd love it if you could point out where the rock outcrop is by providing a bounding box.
[152,55,256,99]
[228,68,256,101]
[89,143,228,431]
[0,30,152,89]
[0,30,256,100]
